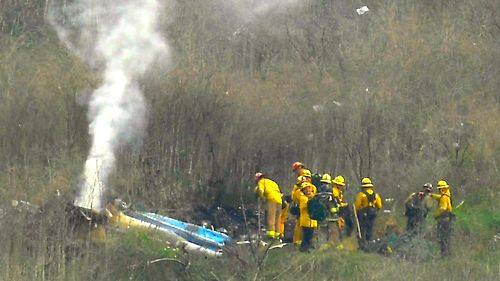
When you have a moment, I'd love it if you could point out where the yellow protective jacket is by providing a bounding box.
[292,176,318,203]
[292,184,301,203]
[279,201,289,235]
[355,188,382,211]
[255,178,282,204]
[332,186,348,208]
[431,190,452,218]
[298,191,318,228]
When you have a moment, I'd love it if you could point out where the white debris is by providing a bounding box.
[493,234,500,242]
[332,100,343,107]
[356,6,369,15]
[312,104,325,112]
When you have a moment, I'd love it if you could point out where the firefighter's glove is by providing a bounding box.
[337,217,345,230]
[330,207,339,213]
[340,203,348,208]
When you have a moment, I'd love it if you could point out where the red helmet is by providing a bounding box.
[255,172,264,180]
[292,161,305,171]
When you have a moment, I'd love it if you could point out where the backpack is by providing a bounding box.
[362,190,378,218]
[307,197,328,221]
[311,173,322,192]
[290,202,300,216]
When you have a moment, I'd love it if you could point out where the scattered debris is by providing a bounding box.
[356,6,369,15]
[191,204,263,240]
[65,201,232,257]
[493,234,500,243]
[11,200,41,214]
[312,104,325,112]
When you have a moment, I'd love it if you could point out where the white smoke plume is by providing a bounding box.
[49,0,168,211]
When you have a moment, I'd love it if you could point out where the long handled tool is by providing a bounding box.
[455,200,465,209]
[352,205,362,239]
[257,197,262,240]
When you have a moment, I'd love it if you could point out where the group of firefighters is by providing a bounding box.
[254,161,455,256]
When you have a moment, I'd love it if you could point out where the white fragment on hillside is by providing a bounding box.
[356,6,369,15]
[313,104,324,112]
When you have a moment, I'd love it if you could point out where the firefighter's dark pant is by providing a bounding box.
[358,208,376,242]
[339,206,353,237]
[406,209,426,234]
[300,227,315,252]
[437,215,453,257]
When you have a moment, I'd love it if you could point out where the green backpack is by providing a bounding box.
[311,173,322,192]
[307,197,328,221]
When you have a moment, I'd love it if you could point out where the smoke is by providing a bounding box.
[49,0,169,211]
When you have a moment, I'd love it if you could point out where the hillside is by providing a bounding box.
[0,0,499,280]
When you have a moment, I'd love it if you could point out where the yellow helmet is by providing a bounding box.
[361,177,373,188]
[437,180,449,189]
[321,173,332,184]
[296,175,311,184]
[332,175,346,186]
[299,169,312,178]
[300,181,314,190]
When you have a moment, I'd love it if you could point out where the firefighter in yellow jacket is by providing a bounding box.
[329,175,353,243]
[298,182,317,252]
[432,180,455,256]
[291,174,312,245]
[279,195,292,239]
[354,177,382,242]
[255,172,283,238]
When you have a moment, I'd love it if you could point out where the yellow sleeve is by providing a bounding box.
[292,185,301,203]
[354,192,364,210]
[255,181,265,198]
[375,193,383,209]
[430,193,441,200]
[299,194,309,210]
[332,188,340,198]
